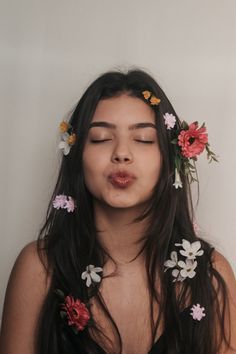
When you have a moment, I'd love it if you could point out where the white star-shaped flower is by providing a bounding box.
[164,251,178,269]
[175,239,204,260]
[178,259,197,279]
[81,265,103,287]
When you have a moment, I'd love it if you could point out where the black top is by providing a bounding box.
[89,306,193,354]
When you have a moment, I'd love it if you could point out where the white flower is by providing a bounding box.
[173,168,183,189]
[176,239,204,260]
[58,132,71,155]
[163,113,176,130]
[164,251,178,269]
[172,268,185,282]
[81,265,103,287]
[178,259,197,279]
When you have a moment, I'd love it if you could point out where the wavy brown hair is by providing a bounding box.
[36,69,231,354]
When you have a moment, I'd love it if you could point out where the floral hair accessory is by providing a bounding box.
[81,265,103,287]
[163,114,218,188]
[163,113,176,130]
[55,289,90,333]
[142,90,161,105]
[190,303,206,321]
[164,239,204,282]
[58,120,76,155]
[52,194,76,213]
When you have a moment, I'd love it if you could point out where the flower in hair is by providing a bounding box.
[164,115,218,187]
[81,265,103,287]
[142,90,161,106]
[173,168,183,189]
[178,259,197,279]
[163,113,176,130]
[178,122,208,158]
[164,239,204,282]
[55,290,90,333]
[175,239,204,259]
[190,303,206,321]
[58,120,76,155]
[53,194,76,212]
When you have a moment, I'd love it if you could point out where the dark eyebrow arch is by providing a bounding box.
[89,121,157,130]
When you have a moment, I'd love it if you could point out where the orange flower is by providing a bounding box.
[142,90,151,100]
[67,133,76,146]
[150,95,161,105]
[60,121,69,133]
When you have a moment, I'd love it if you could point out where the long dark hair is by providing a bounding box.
[36,69,231,354]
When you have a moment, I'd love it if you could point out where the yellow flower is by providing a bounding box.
[150,95,161,105]
[60,121,69,133]
[142,90,151,100]
[67,133,76,146]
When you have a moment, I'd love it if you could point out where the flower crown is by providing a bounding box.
[142,90,218,188]
[58,91,218,188]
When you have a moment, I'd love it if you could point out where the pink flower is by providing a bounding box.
[178,123,208,158]
[190,303,206,321]
[52,195,67,209]
[64,197,75,212]
[61,295,90,331]
[52,194,76,213]
[163,113,176,130]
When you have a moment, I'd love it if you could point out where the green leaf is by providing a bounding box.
[181,121,189,130]
[55,289,65,299]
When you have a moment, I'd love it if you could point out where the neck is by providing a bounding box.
[94,201,149,265]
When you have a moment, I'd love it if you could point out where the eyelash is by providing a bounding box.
[90,139,154,144]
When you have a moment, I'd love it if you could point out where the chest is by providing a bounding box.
[89,266,162,354]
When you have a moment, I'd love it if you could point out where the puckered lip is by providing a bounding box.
[108,169,137,180]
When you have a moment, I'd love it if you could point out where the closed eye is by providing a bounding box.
[90,139,154,144]
[90,139,111,143]
[135,140,154,144]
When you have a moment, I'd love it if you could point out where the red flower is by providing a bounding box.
[61,295,90,331]
[178,123,208,158]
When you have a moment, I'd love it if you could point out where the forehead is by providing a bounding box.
[91,94,155,124]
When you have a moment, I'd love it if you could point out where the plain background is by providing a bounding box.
[1,0,236,320]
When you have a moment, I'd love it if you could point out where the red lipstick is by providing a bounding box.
[108,171,136,188]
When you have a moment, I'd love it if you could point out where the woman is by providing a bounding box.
[0,69,236,354]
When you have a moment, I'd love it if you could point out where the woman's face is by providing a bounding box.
[82,94,162,209]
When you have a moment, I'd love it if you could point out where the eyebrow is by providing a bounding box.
[89,121,157,130]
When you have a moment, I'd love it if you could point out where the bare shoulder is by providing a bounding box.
[211,249,236,353]
[0,241,51,354]
[211,249,236,293]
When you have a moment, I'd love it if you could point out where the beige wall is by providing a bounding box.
[1,0,236,319]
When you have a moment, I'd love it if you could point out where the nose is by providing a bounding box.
[111,142,133,164]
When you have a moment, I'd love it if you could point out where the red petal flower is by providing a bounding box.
[61,295,90,331]
[178,123,208,158]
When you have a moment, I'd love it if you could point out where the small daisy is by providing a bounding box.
[190,303,206,321]
[163,113,176,130]
[81,265,103,287]
[178,259,198,279]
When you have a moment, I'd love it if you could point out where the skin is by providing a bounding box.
[82,94,162,264]
[0,94,236,353]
